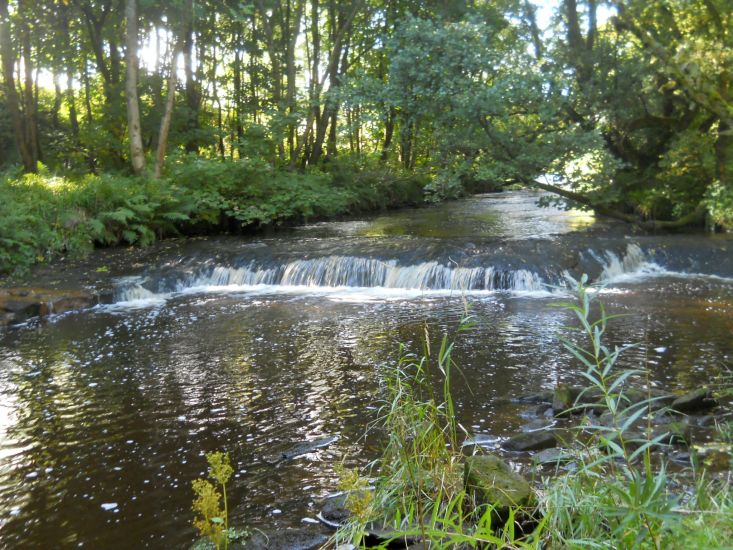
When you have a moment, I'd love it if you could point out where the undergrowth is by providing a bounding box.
[0,155,427,278]
[334,278,733,548]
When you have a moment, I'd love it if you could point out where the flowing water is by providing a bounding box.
[1,191,732,548]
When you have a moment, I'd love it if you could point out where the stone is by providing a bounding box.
[464,455,533,518]
[189,527,252,550]
[513,390,554,404]
[520,418,555,432]
[319,493,352,527]
[671,388,718,413]
[694,442,733,471]
[552,385,582,416]
[0,287,95,327]
[264,436,338,464]
[624,388,676,410]
[652,420,691,445]
[503,431,557,452]
[533,448,577,466]
[244,528,330,550]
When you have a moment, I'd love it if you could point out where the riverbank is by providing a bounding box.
[0,157,432,279]
[326,291,733,549]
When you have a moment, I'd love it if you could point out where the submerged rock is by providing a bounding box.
[552,385,583,416]
[671,388,717,413]
[319,493,353,527]
[533,447,577,466]
[694,442,733,471]
[191,527,329,550]
[652,420,691,445]
[245,529,330,550]
[264,436,339,465]
[513,390,554,404]
[503,431,556,452]
[464,455,533,518]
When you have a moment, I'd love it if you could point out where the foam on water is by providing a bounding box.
[109,244,733,309]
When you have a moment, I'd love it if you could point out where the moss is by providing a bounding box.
[464,455,534,514]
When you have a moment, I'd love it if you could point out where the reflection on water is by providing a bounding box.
[1,280,732,548]
[297,191,600,239]
[0,192,732,548]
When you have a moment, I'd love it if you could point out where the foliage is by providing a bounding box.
[192,451,236,550]
[0,156,428,278]
[1,0,731,229]
[336,280,733,548]
[335,314,543,548]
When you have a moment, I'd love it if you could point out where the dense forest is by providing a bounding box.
[0,0,731,274]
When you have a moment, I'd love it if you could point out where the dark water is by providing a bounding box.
[1,192,732,548]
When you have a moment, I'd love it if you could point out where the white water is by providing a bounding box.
[111,243,731,308]
[183,257,545,292]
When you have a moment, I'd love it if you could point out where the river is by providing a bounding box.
[1,191,732,548]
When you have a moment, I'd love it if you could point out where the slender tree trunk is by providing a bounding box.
[0,0,36,172]
[381,108,395,161]
[285,0,304,166]
[155,45,180,178]
[182,0,199,152]
[233,37,244,157]
[52,74,63,127]
[249,17,259,125]
[20,3,39,168]
[125,0,145,174]
[211,42,225,160]
[67,71,80,140]
[83,60,94,124]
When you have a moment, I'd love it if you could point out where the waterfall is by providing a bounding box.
[178,256,546,292]
[596,244,664,283]
[112,243,697,304]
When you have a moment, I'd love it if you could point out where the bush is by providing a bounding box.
[0,156,430,277]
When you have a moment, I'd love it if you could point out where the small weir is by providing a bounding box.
[114,243,670,304]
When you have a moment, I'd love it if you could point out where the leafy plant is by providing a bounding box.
[192,451,236,550]
[335,314,543,548]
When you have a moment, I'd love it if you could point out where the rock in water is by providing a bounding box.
[503,431,556,452]
[464,455,533,521]
[552,385,582,416]
[264,435,339,464]
[533,448,577,466]
[0,287,95,327]
[245,528,330,550]
[671,388,717,413]
[191,527,329,550]
[652,420,691,445]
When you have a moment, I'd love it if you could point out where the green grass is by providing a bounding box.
[0,155,427,278]
[334,279,733,548]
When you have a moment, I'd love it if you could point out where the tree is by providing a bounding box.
[0,0,38,172]
[125,0,145,174]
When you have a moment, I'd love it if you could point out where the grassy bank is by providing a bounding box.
[0,156,428,278]
[333,283,733,549]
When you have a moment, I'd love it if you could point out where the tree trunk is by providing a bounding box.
[380,108,395,161]
[125,0,145,174]
[285,0,304,166]
[67,71,80,140]
[20,2,40,167]
[154,45,180,179]
[0,0,36,172]
[182,0,199,153]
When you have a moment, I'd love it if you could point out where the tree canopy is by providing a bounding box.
[0,0,731,228]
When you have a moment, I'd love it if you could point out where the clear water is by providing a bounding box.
[1,192,732,548]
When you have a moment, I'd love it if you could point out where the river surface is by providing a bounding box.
[1,191,732,548]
